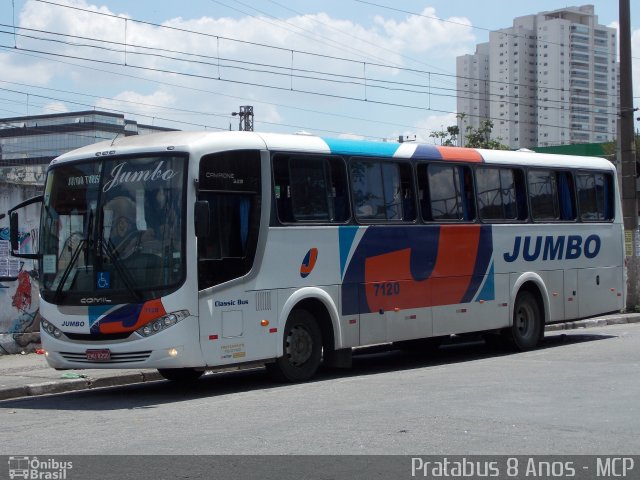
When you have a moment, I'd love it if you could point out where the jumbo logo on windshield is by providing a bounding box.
[102,161,177,192]
[503,234,601,262]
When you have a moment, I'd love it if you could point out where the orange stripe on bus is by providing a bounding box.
[437,146,483,162]
[362,225,484,311]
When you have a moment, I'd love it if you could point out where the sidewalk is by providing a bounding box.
[0,352,164,401]
[1,312,640,401]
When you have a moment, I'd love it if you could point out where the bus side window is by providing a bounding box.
[424,163,470,221]
[349,158,414,222]
[289,156,331,221]
[273,154,349,223]
[475,166,525,222]
[577,171,613,221]
[528,169,560,221]
[197,150,261,289]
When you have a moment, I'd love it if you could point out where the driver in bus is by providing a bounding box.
[104,196,140,258]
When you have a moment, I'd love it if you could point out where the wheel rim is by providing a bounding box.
[515,302,535,340]
[285,324,313,366]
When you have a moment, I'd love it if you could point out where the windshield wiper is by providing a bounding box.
[53,209,96,302]
[100,238,143,302]
[53,238,86,302]
[84,209,94,270]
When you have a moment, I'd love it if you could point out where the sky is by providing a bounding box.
[0,0,638,142]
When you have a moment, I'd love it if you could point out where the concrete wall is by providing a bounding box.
[0,228,40,354]
[0,167,44,354]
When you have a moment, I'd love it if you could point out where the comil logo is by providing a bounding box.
[8,456,73,480]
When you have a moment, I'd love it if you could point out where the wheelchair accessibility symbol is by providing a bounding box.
[97,272,111,289]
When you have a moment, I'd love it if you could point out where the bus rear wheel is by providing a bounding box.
[158,368,204,383]
[507,290,543,351]
[267,309,322,382]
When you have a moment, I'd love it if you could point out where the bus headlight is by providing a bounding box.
[40,318,62,338]
[135,310,190,337]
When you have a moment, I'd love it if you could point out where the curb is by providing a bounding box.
[545,313,640,331]
[0,371,164,401]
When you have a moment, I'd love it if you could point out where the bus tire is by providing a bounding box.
[508,290,543,351]
[158,368,204,383]
[267,309,322,382]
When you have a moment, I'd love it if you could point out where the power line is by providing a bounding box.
[0,25,624,114]
[223,0,453,77]
[0,50,427,132]
[23,0,623,96]
[2,0,629,141]
[0,43,618,138]
[352,0,640,62]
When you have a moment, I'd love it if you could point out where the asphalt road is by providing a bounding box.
[1,323,639,455]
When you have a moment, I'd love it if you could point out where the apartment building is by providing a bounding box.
[457,5,618,149]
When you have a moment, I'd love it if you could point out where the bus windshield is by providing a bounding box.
[40,154,186,304]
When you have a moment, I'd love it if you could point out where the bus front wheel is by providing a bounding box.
[267,309,322,382]
[508,290,543,351]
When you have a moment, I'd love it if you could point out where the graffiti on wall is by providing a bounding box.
[0,227,41,354]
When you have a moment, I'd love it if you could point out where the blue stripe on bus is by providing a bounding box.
[88,305,113,329]
[460,225,494,303]
[411,144,444,160]
[474,261,495,303]
[322,138,401,157]
[339,226,360,278]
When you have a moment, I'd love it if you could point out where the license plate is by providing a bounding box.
[86,349,111,362]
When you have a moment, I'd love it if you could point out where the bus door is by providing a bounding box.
[196,150,265,365]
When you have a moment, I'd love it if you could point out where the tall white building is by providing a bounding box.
[456,5,618,149]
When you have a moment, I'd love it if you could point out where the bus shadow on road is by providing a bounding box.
[333,329,616,379]
[0,330,616,411]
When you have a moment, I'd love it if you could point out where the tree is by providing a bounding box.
[429,118,508,150]
[429,125,459,146]
[429,129,448,145]
[464,120,509,150]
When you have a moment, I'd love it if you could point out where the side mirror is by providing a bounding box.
[8,195,43,259]
[10,211,20,254]
[194,201,210,238]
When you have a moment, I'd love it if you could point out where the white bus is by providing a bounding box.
[9,131,625,382]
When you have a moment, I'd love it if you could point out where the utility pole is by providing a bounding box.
[619,0,638,308]
[232,105,254,131]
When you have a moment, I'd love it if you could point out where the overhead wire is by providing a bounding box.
[0,0,630,141]
[353,0,640,62]
[24,0,623,101]
[0,41,617,139]
[0,25,623,116]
